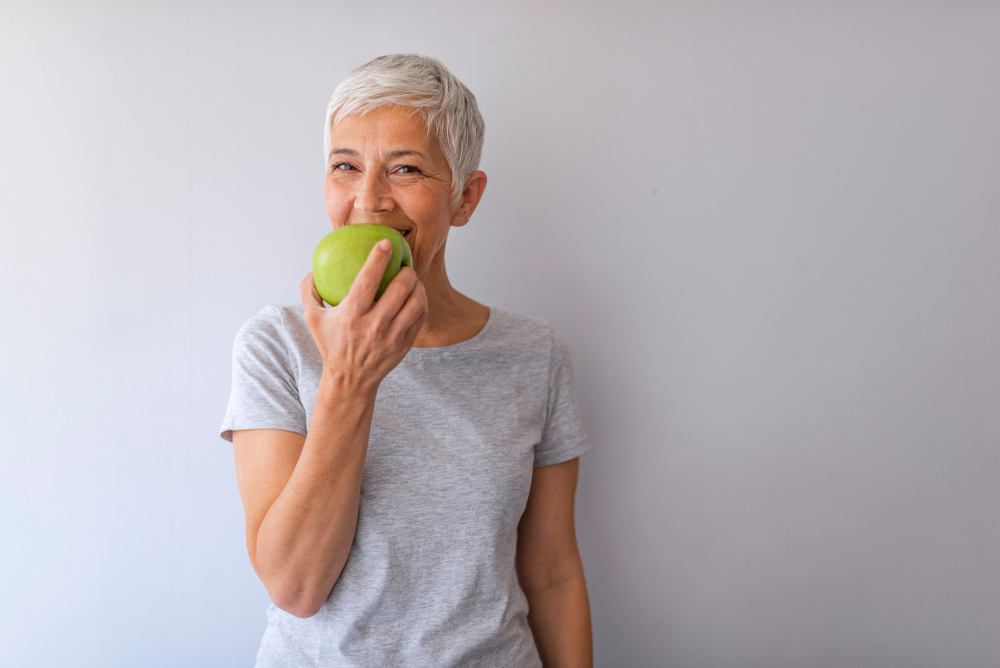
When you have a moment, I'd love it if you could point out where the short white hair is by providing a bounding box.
[324,54,485,207]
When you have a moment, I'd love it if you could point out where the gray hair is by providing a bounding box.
[324,54,485,207]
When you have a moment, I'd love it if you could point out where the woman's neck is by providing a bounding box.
[414,265,489,348]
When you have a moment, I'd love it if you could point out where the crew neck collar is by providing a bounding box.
[406,306,497,355]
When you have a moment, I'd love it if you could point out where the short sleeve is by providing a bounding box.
[219,306,308,442]
[534,329,590,467]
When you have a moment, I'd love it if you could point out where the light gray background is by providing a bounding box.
[2,1,998,666]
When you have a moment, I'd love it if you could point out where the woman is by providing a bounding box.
[221,54,592,667]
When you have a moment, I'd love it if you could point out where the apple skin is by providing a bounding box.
[312,224,413,306]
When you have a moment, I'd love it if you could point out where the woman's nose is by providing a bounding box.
[353,171,393,214]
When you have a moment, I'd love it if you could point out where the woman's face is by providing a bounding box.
[325,105,459,282]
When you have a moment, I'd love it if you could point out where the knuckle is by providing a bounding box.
[384,279,405,298]
[361,325,379,344]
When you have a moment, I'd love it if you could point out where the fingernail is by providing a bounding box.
[378,239,391,251]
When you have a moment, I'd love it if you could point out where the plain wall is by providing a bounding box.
[1,1,998,666]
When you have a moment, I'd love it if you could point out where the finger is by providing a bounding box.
[300,272,325,312]
[391,280,428,345]
[402,295,428,348]
[371,265,418,320]
[341,239,393,313]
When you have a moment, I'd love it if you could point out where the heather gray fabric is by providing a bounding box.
[221,305,589,668]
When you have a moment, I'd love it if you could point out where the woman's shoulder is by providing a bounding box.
[233,304,311,354]
[488,308,580,374]
[480,307,567,355]
[486,306,550,333]
[239,304,305,329]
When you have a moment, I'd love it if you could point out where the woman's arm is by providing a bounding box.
[233,241,426,618]
[516,457,593,668]
[232,381,374,618]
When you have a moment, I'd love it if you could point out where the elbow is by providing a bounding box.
[280,600,324,619]
[250,550,344,619]
[518,558,587,597]
[271,590,326,618]
[264,580,330,619]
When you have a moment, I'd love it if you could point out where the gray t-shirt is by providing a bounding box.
[221,305,589,668]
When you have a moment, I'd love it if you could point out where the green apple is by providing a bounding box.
[312,224,413,306]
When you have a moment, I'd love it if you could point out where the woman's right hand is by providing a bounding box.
[300,238,427,397]
[239,239,424,617]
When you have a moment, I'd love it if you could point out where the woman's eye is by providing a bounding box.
[394,165,421,175]
[331,162,356,172]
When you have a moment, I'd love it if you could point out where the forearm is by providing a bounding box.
[253,377,377,617]
[524,572,593,668]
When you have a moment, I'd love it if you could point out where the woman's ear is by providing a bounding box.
[452,171,488,227]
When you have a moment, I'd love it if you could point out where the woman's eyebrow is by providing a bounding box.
[329,148,427,159]
[385,150,426,159]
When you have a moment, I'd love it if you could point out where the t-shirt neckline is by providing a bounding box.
[405,306,497,356]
